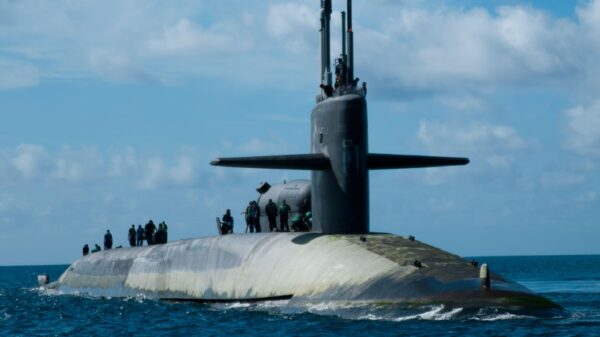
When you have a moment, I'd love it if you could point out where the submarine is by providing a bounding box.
[49,0,558,311]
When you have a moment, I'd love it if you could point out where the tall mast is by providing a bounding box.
[320,0,332,87]
[346,0,354,85]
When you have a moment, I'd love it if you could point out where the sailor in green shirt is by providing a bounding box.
[279,200,291,232]
[265,199,278,232]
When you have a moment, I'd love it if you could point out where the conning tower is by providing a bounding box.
[211,0,469,234]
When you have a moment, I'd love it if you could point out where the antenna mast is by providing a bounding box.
[320,0,333,87]
[346,0,354,85]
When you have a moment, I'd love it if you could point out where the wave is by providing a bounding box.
[30,287,550,323]
[469,308,535,321]
[292,302,536,322]
[393,305,463,321]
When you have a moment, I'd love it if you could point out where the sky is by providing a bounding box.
[1,0,599,265]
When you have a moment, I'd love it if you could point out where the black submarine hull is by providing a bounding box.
[53,233,558,310]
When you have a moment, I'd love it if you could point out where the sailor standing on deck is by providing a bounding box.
[251,201,261,233]
[104,230,113,250]
[279,200,291,232]
[128,225,136,247]
[221,209,234,234]
[265,199,278,232]
[145,220,157,245]
[136,225,144,246]
[245,201,255,233]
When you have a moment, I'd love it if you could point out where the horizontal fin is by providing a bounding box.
[368,153,469,170]
[210,153,329,170]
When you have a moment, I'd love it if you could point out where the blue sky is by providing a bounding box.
[1,0,599,265]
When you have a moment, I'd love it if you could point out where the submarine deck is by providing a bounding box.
[54,232,556,309]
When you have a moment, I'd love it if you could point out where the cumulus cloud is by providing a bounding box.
[136,153,200,190]
[51,147,104,182]
[416,120,525,184]
[3,0,600,95]
[238,137,293,155]
[418,120,524,154]
[360,4,585,96]
[0,144,215,190]
[108,147,138,177]
[565,101,600,155]
[266,3,318,53]
[11,144,47,179]
[146,19,246,57]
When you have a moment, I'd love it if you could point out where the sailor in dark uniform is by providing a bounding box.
[128,225,136,247]
[104,230,113,250]
[222,209,234,234]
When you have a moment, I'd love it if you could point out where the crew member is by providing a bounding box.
[128,225,136,247]
[91,244,101,253]
[279,200,291,232]
[145,220,157,245]
[155,221,168,244]
[82,244,89,256]
[136,225,144,246]
[291,214,307,232]
[104,230,113,250]
[155,223,164,244]
[244,201,255,233]
[221,209,234,234]
[265,199,278,232]
[251,201,261,233]
[334,58,347,88]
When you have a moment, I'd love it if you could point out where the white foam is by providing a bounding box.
[306,302,368,313]
[210,302,252,310]
[357,313,383,320]
[472,312,532,321]
[469,308,534,321]
[254,300,290,309]
[393,305,463,321]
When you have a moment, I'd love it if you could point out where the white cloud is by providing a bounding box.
[135,153,203,190]
[3,0,600,94]
[358,2,588,96]
[416,120,524,184]
[238,137,292,154]
[0,144,215,190]
[108,147,138,177]
[51,147,104,182]
[0,58,40,89]
[88,48,151,83]
[11,144,47,179]
[146,18,245,57]
[418,120,524,154]
[137,157,165,190]
[266,3,318,53]
[565,101,600,155]
[169,155,195,185]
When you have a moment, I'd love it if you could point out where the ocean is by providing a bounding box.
[1,255,599,336]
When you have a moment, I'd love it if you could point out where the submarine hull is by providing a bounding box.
[54,233,557,310]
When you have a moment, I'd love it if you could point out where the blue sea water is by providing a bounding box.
[1,255,599,336]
